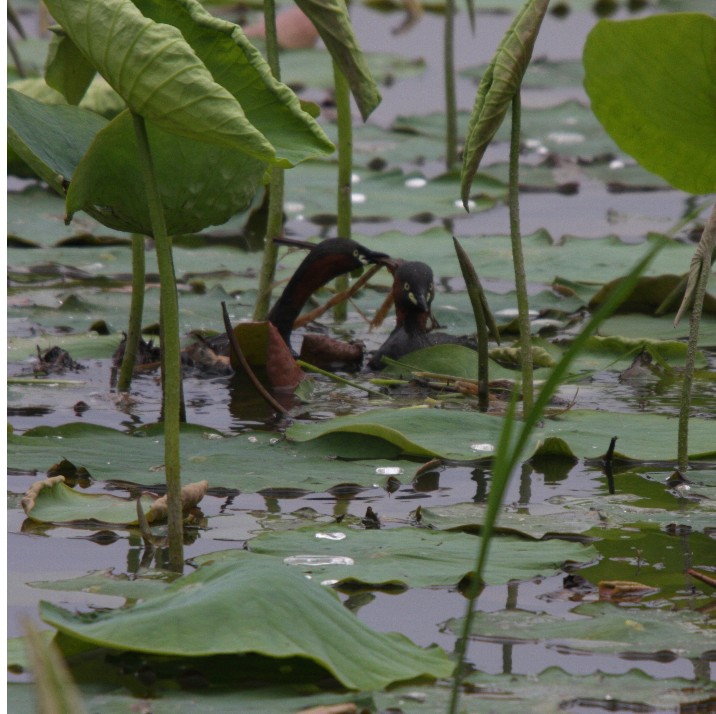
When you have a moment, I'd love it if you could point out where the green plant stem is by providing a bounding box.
[131,111,184,572]
[508,93,533,414]
[117,234,146,392]
[447,239,664,714]
[453,237,490,411]
[253,0,284,321]
[333,60,353,322]
[443,0,457,170]
[677,202,716,471]
[297,360,389,398]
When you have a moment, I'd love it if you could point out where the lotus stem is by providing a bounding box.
[253,0,285,321]
[333,60,353,322]
[676,202,716,471]
[508,93,534,414]
[453,237,490,411]
[131,111,184,572]
[443,0,457,170]
[116,234,146,392]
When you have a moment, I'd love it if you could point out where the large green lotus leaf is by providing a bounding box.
[42,0,281,163]
[293,0,381,121]
[6,423,418,492]
[29,571,171,601]
[286,406,716,462]
[7,682,369,714]
[197,525,597,587]
[39,556,454,690]
[584,14,716,194]
[579,523,716,597]
[377,668,715,714]
[418,502,605,539]
[449,601,716,659]
[133,0,333,166]
[7,285,251,338]
[22,480,156,525]
[566,335,707,377]
[45,32,96,105]
[355,230,699,287]
[379,344,518,381]
[420,484,716,537]
[8,333,122,362]
[284,164,501,224]
[7,90,108,196]
[66,110,266,236]
[597,312,716,346]
[7,187,126,247]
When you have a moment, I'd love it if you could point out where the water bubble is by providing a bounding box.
[351,173,361,184]
[375,466,404,476]
[269,438,279,445]
[405,177,427,189]
[203,432,223,440]
[284,201,305,213]
[471,443,495,453]
[454,199,475,210]
[351,193,367,204]
[283,555,354,566]
[248,436,258,443]
[315,532,346,541]
[609,159,625,170]
[321,579,340,587]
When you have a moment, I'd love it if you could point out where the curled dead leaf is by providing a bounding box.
[146,480,209,523]
[296,704,358,714]
[21,476,66,516]
[598,580,659,601]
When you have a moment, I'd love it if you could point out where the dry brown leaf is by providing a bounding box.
[21,476,66,515]
[295,704,358,714]
[265,322,306,390]
[598,580,659,601]
[146,480,209,523]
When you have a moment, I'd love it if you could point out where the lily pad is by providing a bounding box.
[286,406,716,462]
[40,555,454,690]
[584,13,716,194]
[197,524,598,588]
[29,570,171,602]
[448,601,716,659]
[6,423,417,493]
[376,668,716,714]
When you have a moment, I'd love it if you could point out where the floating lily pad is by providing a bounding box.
[40,555,454,690]
[6,423,416,493]
[29,570,171,601]
[448,601,716,659]
[287,406,716,462]
[376,668,716,714]
[198,524,598,587]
